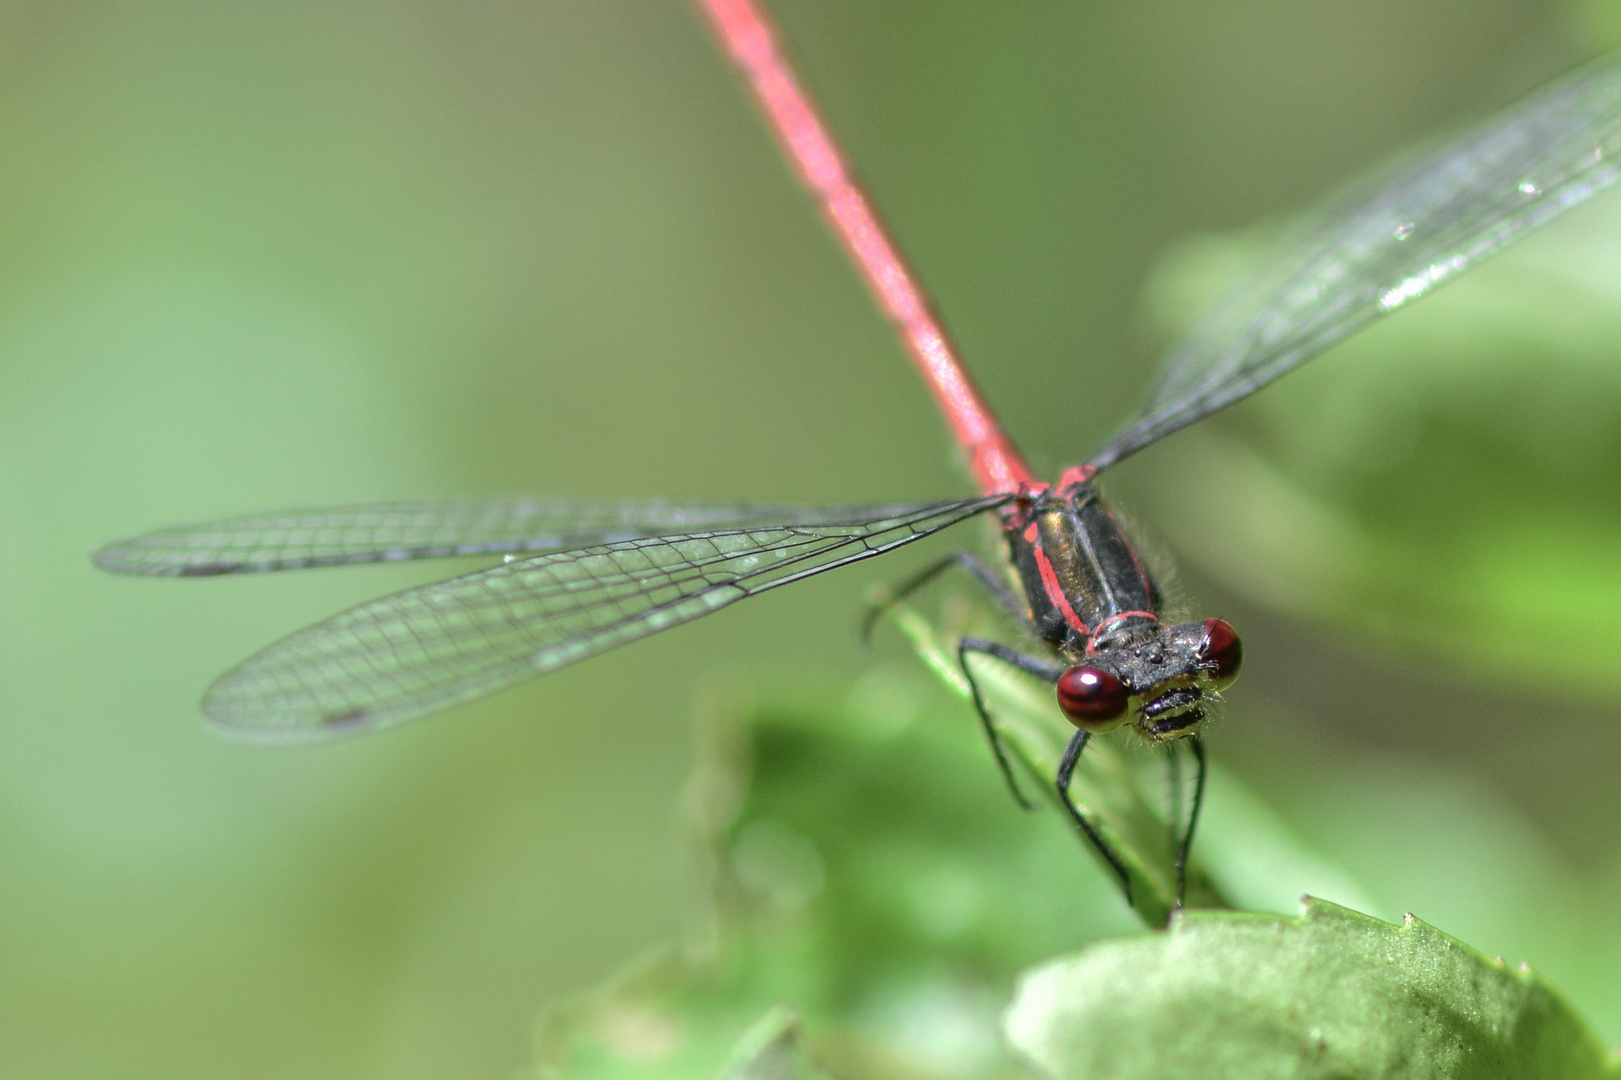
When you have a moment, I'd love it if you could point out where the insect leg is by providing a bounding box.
[1057,728,1133,900]
[1173,735,1208,907]
[1166,743,1183,884]
[861,550,1028,644]
[957,636,1065,811]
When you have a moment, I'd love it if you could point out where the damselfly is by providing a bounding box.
[95,0,1621,902]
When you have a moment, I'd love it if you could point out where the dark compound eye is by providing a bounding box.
[1056,665,1129,731]
[1199,618,1243,690]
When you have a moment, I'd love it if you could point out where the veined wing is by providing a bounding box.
[201,496,1008,742]
[1089,51,1621,471]
[92,498,947,576]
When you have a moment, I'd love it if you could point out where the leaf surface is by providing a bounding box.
[1004,898,1620,1080]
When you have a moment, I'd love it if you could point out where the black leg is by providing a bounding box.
[861,550,1029,644]
[1173,735,1208,907]
[1167,742,1183,838]
[1057,729,1133,901]
[956,636,1066,812]
[959,635,1068,682]
[1165,743,1183,898]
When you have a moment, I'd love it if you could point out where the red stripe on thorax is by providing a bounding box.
[1026,522,1090,635]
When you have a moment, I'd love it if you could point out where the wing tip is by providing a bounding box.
[90,544,141,574]
[91,543,256,577]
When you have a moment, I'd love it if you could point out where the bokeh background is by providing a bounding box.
[3,0,1620,1075]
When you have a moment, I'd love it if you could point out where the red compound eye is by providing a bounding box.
[1056,666,1129,731]
[1199,618,1243,690]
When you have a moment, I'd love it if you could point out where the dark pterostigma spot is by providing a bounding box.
[178,563,239,577]
[320,709,371,730]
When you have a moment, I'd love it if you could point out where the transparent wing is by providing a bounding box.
[92,498,937,576]
[201,496,1007,742]
[1089,51,1621,471]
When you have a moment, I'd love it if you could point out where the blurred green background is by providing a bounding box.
[5,0,1621,1075]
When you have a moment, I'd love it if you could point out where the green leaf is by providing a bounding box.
[1004,897,1620,1080]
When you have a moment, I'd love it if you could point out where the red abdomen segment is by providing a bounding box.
[1004,483,1162,653]
[694,0,1035,498]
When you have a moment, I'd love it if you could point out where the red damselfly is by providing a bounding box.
[94,1,1621,902]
